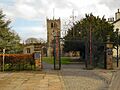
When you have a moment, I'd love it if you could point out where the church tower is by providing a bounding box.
[47,18,61,57]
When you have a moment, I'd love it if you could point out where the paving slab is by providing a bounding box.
[0,63,115,90]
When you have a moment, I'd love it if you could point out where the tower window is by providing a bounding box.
[51,22,57,28]
[51,23,54,28]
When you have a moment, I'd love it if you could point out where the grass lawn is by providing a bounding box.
[42,57,72,64]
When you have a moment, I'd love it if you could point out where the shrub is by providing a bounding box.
[0,54,35,71]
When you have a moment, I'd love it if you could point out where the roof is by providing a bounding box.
[23,43,42,47]
[112,18,120,24]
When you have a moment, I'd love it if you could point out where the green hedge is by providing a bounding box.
[0,54,35,71]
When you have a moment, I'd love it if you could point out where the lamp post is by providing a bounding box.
[89,24,92,65]
[53,31,61,70]
[85,37,88,68]
[116,28,119,67]
[53,32,56,69]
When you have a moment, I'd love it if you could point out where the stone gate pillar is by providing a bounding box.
[34,51,42,70]
[106,36,113,69]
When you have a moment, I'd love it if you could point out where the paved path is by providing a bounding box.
[109,70,120,90]
[0,62,114,90]
[61,70,105,90]
[0,71,63,90]
[61,64,114,90]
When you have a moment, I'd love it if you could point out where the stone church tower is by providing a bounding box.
[47,18,61,57]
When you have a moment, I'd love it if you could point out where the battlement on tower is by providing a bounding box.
[47,17,60,21]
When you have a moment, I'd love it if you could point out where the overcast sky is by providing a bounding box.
[0,0,119,41]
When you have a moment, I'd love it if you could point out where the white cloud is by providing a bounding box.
[0,0,118,20]
[15,4,37,19]
[16,26,47,41]
[0,0,119,41]
[69,0,100,8]
[95,4,111,18]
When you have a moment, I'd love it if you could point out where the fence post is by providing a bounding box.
[3,49,5,72]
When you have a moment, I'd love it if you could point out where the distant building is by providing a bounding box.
[23,43,42,54]
[112,9,120,30]
[46,18,61,57]
[108,9,120,29]
[23,43,47,56]
[108,9,120,57]
[23,44,34,54]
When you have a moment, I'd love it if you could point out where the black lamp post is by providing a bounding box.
[116,28,119,67]
[53,32,56,70]
[53,31,61,70]
[85,37,88,68]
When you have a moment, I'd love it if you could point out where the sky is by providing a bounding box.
[0,0,120,42]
